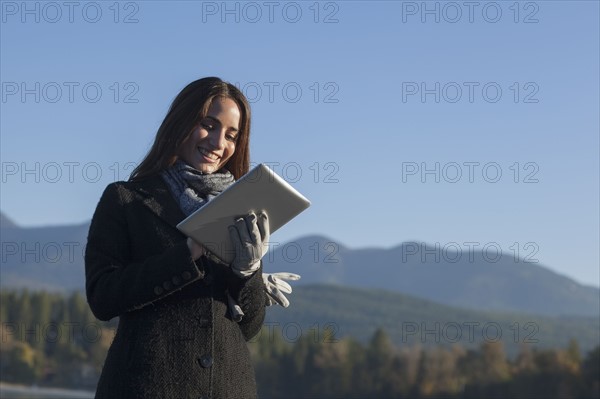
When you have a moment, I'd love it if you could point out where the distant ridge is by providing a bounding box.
[0,216,598,317]
[0,211,18,229]
[262,235,600,317]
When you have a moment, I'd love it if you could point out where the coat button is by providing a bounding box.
[172,276,181,286]
[153,286,163,295]
[182,271,192,281]
[198,355,213,368]
[162,281,172,290]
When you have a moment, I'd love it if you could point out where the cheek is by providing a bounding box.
[195,127,209,140]
[225,143,236,159]
[177,138,192,158]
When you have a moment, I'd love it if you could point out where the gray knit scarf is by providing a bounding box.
[160,159,235,216]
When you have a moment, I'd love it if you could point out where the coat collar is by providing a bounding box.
[128,174,187,231]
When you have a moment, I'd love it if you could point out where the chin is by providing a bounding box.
[198,163,219,174]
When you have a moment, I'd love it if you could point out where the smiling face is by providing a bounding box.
[177,96,241,174]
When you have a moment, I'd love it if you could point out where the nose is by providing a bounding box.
[209,128,227,150]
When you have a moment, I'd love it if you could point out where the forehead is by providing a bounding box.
[207,97,241,119]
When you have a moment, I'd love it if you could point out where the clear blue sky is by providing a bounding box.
[1,1,598,287]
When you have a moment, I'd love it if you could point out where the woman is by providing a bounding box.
[85,77,296,398]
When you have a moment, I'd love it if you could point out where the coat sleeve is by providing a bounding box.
[85,182,207,322]
[228,265,267,341]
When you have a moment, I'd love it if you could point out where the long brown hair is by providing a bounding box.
[129,77,251,181]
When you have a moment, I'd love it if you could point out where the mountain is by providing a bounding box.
[0,211,90,291]
[1,212,598,318]
[264,284,600,357]
[262,235,600,317]
[0,212,18,229]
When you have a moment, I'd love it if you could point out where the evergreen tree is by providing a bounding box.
[581,346,600,398]
[366,327,395,395]
[16,289,33,334]
[30,292,52,352]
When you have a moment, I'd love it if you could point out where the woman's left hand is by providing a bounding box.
[263,272,301,307]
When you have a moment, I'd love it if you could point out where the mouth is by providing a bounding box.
[197,147,220,162]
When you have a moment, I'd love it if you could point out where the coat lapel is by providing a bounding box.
[130,175,186,231]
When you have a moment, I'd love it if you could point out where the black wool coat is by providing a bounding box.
[85,174,266,399]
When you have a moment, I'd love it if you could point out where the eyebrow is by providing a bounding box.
[204,115,239,133]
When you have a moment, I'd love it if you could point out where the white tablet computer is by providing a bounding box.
[176,163,311,264]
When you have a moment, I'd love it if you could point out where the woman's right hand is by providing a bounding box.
[186,237,205,261]
[228,211,270,278]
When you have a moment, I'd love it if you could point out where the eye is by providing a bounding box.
[226,133,238,142]
[200,123,214,130]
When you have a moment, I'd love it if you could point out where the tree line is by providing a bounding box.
[1,289,598,398]
[251,326,599,398]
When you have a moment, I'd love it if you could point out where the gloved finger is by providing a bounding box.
[268,275,293,294]
[263,273,292,292]
[266,285,290,308]
[228,224,243,251]
[270,272,301,281]
[244,213,261,246]
[264,294,274,306]
[229,225,250,265]
[257,211,270,245]
[234,217,253,245]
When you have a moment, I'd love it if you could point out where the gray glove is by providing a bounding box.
[228,212,270,278]
[263,272,301,308]
[226,272,301,321]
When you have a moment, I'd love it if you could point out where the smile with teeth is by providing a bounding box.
[198,147,220,161]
